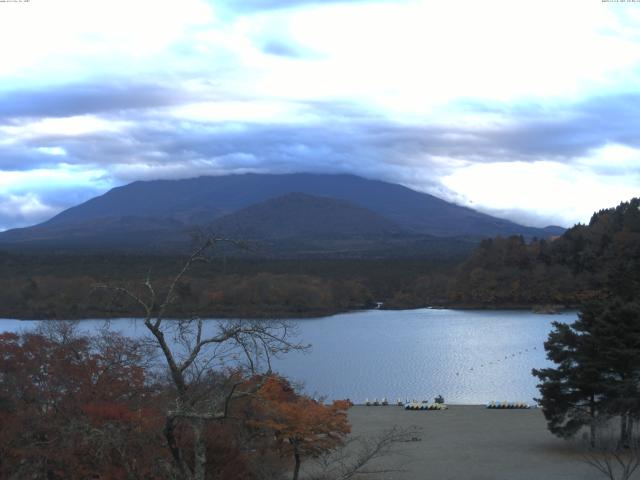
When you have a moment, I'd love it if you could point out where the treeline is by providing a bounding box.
[1,198,637,318]
[446,198,640,307]
[0,254,460,319]
[531,202,640,453]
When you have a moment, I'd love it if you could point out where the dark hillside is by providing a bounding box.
[0,173,564,254]
[443,198,640,307]
[209,192,403,239]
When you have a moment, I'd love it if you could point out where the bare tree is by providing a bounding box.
[581,423,640,480]
[306,426,421,480]
[96,237,307,480]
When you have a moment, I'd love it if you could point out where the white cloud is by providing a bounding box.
[0,167,108,192]
[0,0,214,84]
[441,160,639,227]
[577,143,640,173]
[37,146,67,156]
[236,0,640,115]
[0,167,111,230]
[170,100,319,124]
[0,193,57,222]
[4,0,639,114]
[1,115,127,139]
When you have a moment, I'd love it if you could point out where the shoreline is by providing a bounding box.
[1,304,576,322]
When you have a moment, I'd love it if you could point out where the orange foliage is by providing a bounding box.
[0,332,345,479]
[256,376,351,458]
[0,330,166,479]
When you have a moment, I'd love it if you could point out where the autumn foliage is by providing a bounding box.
[255,376,351,480]
[0,329,166,479]
[0,328,352,479]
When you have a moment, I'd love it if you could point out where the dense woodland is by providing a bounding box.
[449,198,640,307]
[0,198,638,319]
[0,255,457,319]
[531,200,640,463]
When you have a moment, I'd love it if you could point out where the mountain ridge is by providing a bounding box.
[0,173,565,255]
[209,192,404,239]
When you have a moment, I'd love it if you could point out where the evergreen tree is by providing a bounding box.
[533,318,605,446]
[586,299,640,447]
[534,298,640,447]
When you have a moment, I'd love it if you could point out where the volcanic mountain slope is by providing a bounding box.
[209,193,403,239]
[0,173,564,254]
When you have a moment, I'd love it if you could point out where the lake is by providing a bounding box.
[0,308,576,404]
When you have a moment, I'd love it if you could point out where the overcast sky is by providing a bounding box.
[0,0,639,231]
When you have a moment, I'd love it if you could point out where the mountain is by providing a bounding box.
[0,173,564,255]
[206,192,476,258]
[210,193,403,239]
[0,215,186,250]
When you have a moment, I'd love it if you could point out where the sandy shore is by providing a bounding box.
[344,405,604,480]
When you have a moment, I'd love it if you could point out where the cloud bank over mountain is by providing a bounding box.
[0,0,638,230]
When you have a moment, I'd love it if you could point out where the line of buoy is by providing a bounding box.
[456,345,542,375]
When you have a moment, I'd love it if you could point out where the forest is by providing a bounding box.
[0,254,457,319]
[449,198,640,307]
[0,198,638,319]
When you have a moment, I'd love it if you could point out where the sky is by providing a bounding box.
[0,0,639,231]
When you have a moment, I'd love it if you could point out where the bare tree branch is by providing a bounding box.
[580,422,640,480]
[306,426,420,480]
[94,236,306,480]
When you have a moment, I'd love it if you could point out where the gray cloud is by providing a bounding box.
[261,38,314,58]
[5,91,640,175]
[0,82,190,120]
[2,84,639,230]
[0,144,63,170]
[457,94,640,159]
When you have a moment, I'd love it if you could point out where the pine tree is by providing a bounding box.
[585,299,640,447]
[533,318,605,446]
[534,298,640,447]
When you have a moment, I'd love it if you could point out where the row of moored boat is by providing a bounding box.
[486,401,531,409]
[362,398,533,409]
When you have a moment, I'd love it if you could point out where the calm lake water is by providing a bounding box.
[0,309,577,404]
